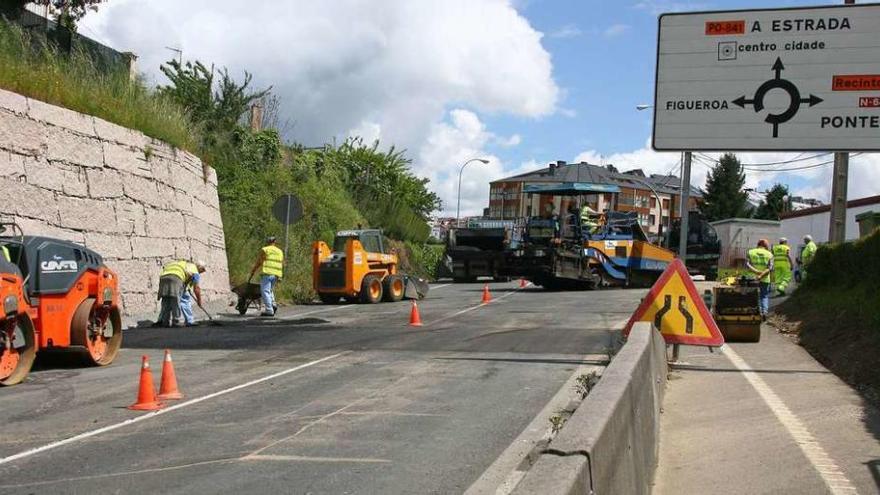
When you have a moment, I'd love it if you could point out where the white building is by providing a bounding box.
[779,195,880,247]
[710,218,781,268]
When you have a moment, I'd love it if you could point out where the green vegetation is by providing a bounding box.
[0,19,442,303]
[0,21,197,151]
[776,230,880,404]
[698,153,750,222]
[754,183,791,221]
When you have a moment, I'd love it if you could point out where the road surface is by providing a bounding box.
[0,282,643,494]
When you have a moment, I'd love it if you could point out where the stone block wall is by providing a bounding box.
[0,88,230,318]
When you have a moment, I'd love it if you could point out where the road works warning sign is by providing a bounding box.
[623,259,724,347]
[653,4,880,151]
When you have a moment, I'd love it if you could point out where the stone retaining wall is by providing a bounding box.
[0,88,230,319]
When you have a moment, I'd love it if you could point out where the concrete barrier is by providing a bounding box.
[513,322,667,494]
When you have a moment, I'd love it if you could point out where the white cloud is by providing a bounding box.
[81,0,559,180]
[548,24,583,39]
[495,133,522,147]
[633,1,713,16]
[603,24,631,37]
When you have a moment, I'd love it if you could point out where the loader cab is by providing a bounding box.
[332,229,386,254]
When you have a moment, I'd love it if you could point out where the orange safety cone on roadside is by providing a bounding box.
[157,349,183,400]
[128,355,164,411]
[409,300,423,327]
[481,284,492,304]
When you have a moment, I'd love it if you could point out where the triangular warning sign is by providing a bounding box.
[623,259,724,347]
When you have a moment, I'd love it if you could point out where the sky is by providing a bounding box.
[78,0,880,216]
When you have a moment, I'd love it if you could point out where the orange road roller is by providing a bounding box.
[0,222,122,386]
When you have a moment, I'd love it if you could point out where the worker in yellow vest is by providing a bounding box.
[155,260,206,327]
[746,239,774,320]
[772,238,793,296]
[1,244,9,262]
[799,235,819,280]
[250,236,284,317]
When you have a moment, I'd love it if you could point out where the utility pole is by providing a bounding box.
[829,0,855,244]
[677,151,692,261]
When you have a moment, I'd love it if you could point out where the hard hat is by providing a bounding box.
[804,234,813,242]
[779,237,787,243]
[266,236,277,243]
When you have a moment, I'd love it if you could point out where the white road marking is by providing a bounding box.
[723,346,858,495]
[426,288,522,327]
[0,352,348,467]
[243,454,391,463]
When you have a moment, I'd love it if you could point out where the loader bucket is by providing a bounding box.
[404,276,430,300]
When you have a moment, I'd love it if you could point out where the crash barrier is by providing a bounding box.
[512,322,667,495]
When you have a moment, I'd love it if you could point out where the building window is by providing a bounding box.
[661,216,669,226]
[649,214,656,225]
[639,213,650,226]
[662,199,670,210]
[650,197,657,209]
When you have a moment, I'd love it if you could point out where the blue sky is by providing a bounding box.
[82,0,879,215]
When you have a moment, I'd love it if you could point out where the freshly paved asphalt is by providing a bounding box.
[0,281,644,494]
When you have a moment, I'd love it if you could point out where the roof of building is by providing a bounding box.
[709,217,781,227]
[496,161,702,197]
[778,195,880,220]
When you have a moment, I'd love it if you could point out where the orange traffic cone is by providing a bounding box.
[128,355,164,411]
[157,349,183,400]
[481,284,492,304]
[519,278,528,289]
[409,300,423,327]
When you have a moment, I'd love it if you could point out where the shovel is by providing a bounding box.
[198,304,223,326]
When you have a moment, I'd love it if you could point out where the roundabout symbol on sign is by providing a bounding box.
[732,57,824,138]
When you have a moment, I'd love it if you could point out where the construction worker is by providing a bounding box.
[800,234,818,280]
[581,205,600,234]
[155,260,206,328]
[772,238,793,296]
[250,236,283,317]
[179,260,207,327]
[746,239,774,320]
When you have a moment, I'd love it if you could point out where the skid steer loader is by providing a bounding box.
[0,221,122,386]
[312,229,428,304]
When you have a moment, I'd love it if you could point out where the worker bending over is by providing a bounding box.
[772,237,793,296]
[179,260,206,327]
[155,260,206,327]
[799,235,818,280]
[747,239,774,320]
[250,236,283,317]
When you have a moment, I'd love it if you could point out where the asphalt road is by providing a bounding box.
[0,281,644,494]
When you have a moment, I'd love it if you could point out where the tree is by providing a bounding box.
[9,1,105,31]
[698,153,749,222]
[754,183,791,220]
[158,59,270,149]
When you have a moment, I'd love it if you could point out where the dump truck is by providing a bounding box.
[312,229,428,304]
[503,183,676,289]
[445,219,513,283]
[665,212,721,281]
[0,221,123,386]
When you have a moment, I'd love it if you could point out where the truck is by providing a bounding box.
[503,183,676,289]
[444,219,513,283]
[665,212,721,281]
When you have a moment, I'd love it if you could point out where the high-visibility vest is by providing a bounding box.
[1,245,9,262]
[802,241,818,266]
[261,245,284,277]
[772,244,791,268]
[748,247,773,283]
[161,260,197,283]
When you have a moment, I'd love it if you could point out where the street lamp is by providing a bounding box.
[456,158,490,227]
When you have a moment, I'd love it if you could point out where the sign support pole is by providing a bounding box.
[828,0,856,244]
[672,151,693,362]
[284,195,291,265]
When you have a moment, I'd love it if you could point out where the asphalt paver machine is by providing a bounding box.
[0,221,123,385]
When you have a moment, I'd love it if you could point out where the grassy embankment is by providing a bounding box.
[0,21,443,303]
[775,230,880,404]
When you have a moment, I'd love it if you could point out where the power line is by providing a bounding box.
[695,152,832,167]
